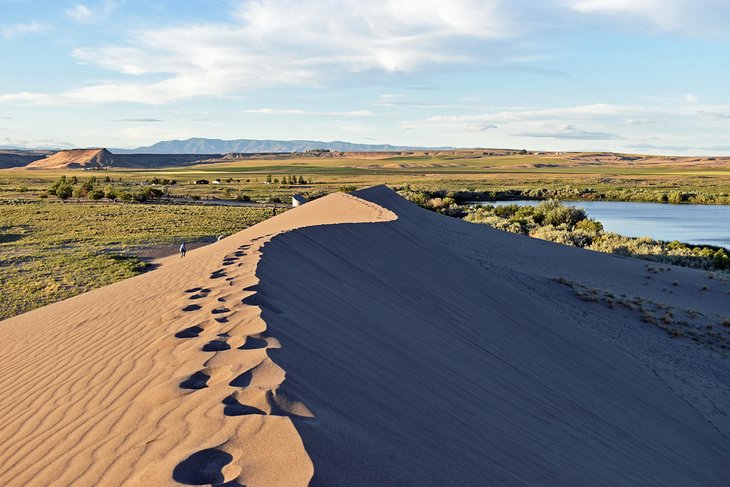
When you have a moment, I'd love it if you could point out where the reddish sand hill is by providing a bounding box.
[26,148,116,169]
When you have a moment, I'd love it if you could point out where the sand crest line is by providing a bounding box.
[165,193,397,485]
[0,191,396,487]
[171,233,308,485]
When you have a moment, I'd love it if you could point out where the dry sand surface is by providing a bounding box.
[1,186,730,486]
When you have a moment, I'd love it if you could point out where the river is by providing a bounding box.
[471,200,730,249]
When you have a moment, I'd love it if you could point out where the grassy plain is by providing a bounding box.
[0,202,272,319]
[1,150,730,319]
[2,151,730,203]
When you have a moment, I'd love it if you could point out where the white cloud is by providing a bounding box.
[423,103,645,124]
[246,108,373,116]
[464,123,498,132]
[66,4,93,23]
[5,0,516,104]
[0,21,44,39]
[66,1,120,24]
[515,124,621,140]
[697,109,730,120]
[567,0,730,35]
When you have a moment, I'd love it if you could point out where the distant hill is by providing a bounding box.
[0,150,53,169]
[112,137,453,154]
[24,148,223,170]
[26,148,117,169]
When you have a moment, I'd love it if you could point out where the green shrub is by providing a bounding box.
[103,185,117,201]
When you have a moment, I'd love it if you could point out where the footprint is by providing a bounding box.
[172,448,233,485]
[175,325,204,339]
[229,370,253,388]
[182,304,202,312]
[211,269,227,279]
[203,340,231,352]
[222,394,265,416]
[239,337,268,350]
[188,288,211,299]
[180,371,210,390]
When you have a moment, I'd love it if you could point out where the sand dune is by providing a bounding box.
[0,193,394,486]
[1,186,730,486]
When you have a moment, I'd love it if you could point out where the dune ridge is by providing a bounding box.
[253,186,730,486]
[0,193,395,486]
[2,186,730,486]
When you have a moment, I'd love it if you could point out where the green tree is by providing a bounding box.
[103,185,117,200]
[56,183,73,200]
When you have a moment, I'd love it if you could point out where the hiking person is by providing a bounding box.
[272,203,278,216]
[179,242,187,258]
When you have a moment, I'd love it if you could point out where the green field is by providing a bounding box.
[0,202,272,319]
[2,151,730,204]
[1,150,730,320]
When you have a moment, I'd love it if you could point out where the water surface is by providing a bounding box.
[472,200,730,249]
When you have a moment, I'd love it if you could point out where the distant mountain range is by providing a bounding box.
[111,137,453,154]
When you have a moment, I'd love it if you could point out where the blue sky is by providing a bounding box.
[1,0,730,153]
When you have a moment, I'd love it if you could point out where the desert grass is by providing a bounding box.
[0,201,272,319]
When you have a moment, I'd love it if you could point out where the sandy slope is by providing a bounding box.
[256,186,730,486]
[1,186,730,486]
[0,193,394,486]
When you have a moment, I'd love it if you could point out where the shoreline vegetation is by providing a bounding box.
[397,187,730,273]
[399,186,730,206]
[2,172,729,320]
[5,173,730,207]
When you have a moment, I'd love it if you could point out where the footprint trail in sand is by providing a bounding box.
[172,239,316,485]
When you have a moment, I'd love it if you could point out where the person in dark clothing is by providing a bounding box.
[179,242,187,258]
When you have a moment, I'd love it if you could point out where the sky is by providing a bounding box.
[1,0,730,153]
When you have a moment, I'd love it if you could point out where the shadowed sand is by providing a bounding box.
[0,192,394,486]
[1,186,730,486]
